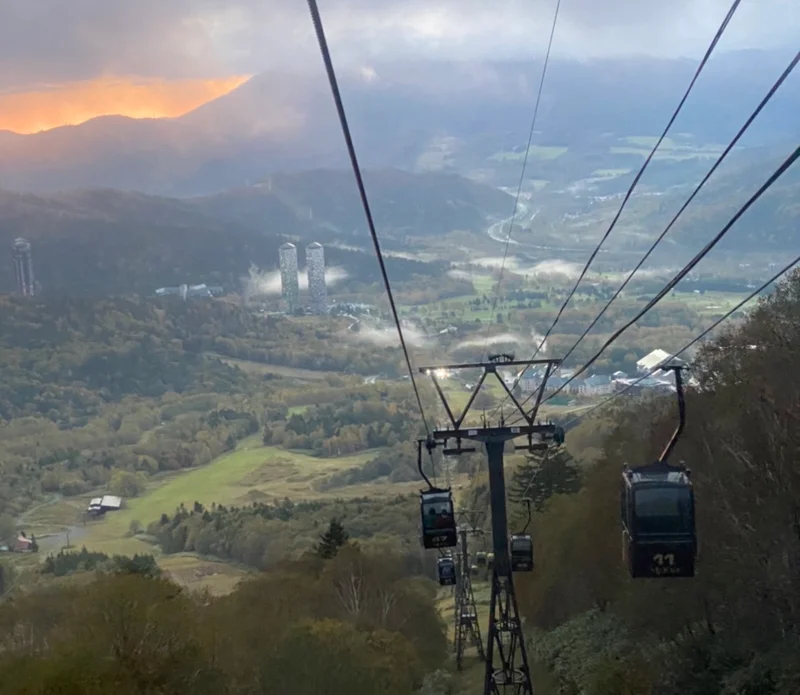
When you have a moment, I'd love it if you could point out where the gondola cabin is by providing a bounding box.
[621,462,696,578]
[487,553,495,570]
[419,489,457,549]
[475,552,487,568]
[510,534,534,572]
[437,557,456,586]
[470,564,479,578]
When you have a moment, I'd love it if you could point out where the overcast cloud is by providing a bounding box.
[0,0,797,90]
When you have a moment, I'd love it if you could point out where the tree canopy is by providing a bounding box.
[0,546,447,694]
[511,268,800,693]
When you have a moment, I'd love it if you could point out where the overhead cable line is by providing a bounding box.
[554,50,799,368]
[540,143,800,402]
[482,0,562,360]
[507,143,800,422]
[557,252,800,430]
[306,0,430,433]
[494,0,743,415]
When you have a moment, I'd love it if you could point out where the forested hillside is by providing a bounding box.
[232,168,514,239]
[149,496,422,569]
[637,159,800,251]
[0,296,421,516]
[510,269,800,693]
[1,256,798,695]
[0,295,403,420]
[0,545,449,694]
[0,168,505,296]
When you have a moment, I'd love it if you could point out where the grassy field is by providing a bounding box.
[591,168,632,179]
[669,289,748,316]
[16,432,446,596]
[20,436,427,589]
[78,441,388,551]
[212,355,336,381]
[623,135,721,150]
[472,275,496,294]
[611,135,724,161]
[158,553,251,596]
[490,145,569,162]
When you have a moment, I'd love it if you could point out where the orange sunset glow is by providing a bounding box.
[0,75,251,134]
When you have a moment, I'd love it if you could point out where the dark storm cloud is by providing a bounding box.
[0,0,225,90]
[0,0,796,90]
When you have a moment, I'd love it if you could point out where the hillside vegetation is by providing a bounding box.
[0,545,449,694]
[148,495,423,569]
[0,296,426,516]
[509,269,800,693]
[629,155,800,251]
[5,270,799,693]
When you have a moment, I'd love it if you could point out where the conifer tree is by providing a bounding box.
[316,518,349,559]
[509,448,581,512]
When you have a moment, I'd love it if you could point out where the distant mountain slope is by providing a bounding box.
[0,169,509,295]
[606,149,800,253]
[657,160,800,251]
[196,169,514,239]
[0,50,795,196]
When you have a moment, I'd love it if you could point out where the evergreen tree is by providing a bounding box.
[509,448,581,512]
[316,518,349,559]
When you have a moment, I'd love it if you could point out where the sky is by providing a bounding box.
[0,0,796,133]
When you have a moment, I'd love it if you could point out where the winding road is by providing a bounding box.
[16,493,87,553]
[486,201,588,254]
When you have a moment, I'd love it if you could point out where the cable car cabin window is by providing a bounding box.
[421,497,455,532]
[511,536,532,552]
[420,491,456,549]
[511,535,534,572]
[438,558,456,586]
[633,486,693,536]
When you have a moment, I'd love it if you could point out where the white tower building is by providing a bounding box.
[279,243,299,312]
[306,242,328,315]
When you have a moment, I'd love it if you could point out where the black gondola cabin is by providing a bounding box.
[437,557,456,586]
[420,489,457,549]
[621,462,696,578]
[475,551,487,568]
[510,534,534,572]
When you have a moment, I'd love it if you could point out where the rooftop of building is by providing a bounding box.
[636,348,673,371]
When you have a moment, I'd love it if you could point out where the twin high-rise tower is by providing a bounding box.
[278,242,327,314]
[12,238,36,297]
[306,242,327,315]
[278,243,300,312]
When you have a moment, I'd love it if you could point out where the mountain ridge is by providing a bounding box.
[0,168,511,296]
[0,50,796,196]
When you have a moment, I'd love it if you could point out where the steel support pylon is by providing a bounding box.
[482,439,532,694]
[455,528,485,669]
[420,356,565,695]
[484,571,530,693]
